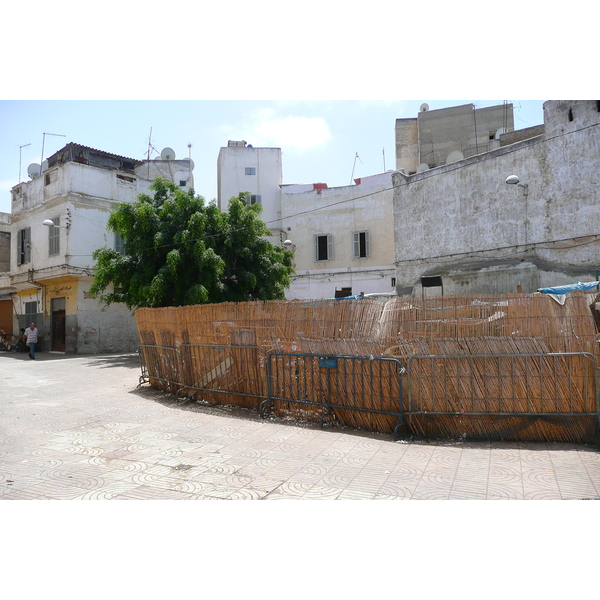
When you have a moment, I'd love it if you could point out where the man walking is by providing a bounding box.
[24,322,39,360]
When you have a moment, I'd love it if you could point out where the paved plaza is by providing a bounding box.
[1,350,599,500]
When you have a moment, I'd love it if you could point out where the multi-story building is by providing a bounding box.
[0,212,13,337]
[392,100,600,296]
[217,140,398,300]
[395,102,516,174]
[7,142,193,353]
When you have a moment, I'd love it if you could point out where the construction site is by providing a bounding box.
[136,291,600,445]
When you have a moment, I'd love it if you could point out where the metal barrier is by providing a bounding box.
[406,352,599,419]
[138,344,184,392]
[260,353,405,438]
[177,344,268,408]
[138,343,268,408]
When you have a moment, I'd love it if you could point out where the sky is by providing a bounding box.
[0,99,547,214]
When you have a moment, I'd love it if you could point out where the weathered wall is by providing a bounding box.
[393,100,600,296]
[0,212,10,272]
[282,173,397,299]
[217,146,283,231]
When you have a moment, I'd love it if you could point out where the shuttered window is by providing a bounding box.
[315,234,333,261]
[48,218,60,256]
[18,227,31,265]
[352,230,370,259]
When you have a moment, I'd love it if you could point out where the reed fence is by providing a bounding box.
[135,292,600,443]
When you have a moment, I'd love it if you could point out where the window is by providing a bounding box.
[179,180,187,187]
[315,234,333,261]
[18,227,31,265]
[44,170,57,186]
[245,167,256,175]
[115,233,125,255]
[48,217,60,256]
[352,231,370,259]
[24,301,38,323]
[116,174,135,187]
[391,277,396,288]
[335,287,352,298]
[241,193,261,205]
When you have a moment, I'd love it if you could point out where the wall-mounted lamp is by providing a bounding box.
[43,219,70,230]
[283,239,296,252]
[505,174,529,195]
[505,174,530,247]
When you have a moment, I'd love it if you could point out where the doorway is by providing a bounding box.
[51,297,66,352]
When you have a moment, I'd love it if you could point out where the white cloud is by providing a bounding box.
[249,108,331,152]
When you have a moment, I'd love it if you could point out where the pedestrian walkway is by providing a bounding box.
[1,352,599,500]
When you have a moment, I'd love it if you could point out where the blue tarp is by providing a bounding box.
[331,293,364,300]
[538,281,600,294]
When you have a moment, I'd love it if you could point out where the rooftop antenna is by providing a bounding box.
[350,152,362,183]
[19,143,31,182]
[40,132,66,172]
[382,147,386,172]
[147,127,152,178]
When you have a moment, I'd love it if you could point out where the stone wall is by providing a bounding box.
[393,100,600,296]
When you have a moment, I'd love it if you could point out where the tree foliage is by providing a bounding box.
[90,179,294,309]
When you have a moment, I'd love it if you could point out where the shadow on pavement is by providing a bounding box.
[0,351,140,370]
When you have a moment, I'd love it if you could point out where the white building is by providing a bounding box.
[281,173,398,299]
[7,143,194,354]
[217,141,398,300]
[217,141,283,246]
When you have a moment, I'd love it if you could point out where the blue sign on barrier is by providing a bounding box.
[319,357,338,369]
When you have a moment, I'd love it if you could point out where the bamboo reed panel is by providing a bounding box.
[134,292,600,441]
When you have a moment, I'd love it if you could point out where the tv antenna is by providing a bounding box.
[19,143,31,182]
[40,132,66,172]
[350,152,362,183]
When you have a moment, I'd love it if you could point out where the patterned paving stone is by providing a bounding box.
[2,353,600,501]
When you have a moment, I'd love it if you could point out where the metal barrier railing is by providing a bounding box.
[138,344,184,392]
[259,353,405,438]
[177,344,268,406]
[138,344,599,441]
[405,352,599,420]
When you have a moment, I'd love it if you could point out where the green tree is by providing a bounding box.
[90,178,294,309]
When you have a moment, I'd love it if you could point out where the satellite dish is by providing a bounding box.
[27,163,41,178]
[420,103,429,112]
[494,127,507,139]
[182,158,195,171]
[416,163,429,173]
[446,150,464,163]
[161,147,176,160]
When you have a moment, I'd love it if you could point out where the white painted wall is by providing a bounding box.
[217,146,283,235]
[282,172,398,299]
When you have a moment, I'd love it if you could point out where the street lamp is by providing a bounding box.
[505,174,529,247]
[43,219,70,230]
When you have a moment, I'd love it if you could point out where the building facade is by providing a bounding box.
[281,173,397,299]
[216,141,398,300]
[7,143,193,354]
[217,141,283,246]
[395,102,515,175]
[392,100,600,297]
